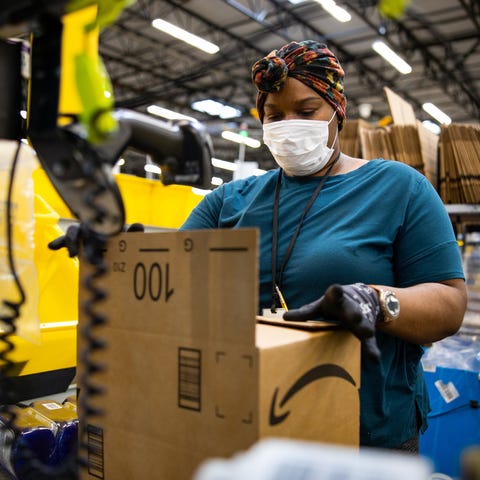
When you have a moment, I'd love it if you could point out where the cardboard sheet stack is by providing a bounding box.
[358,126,392,161]
[356,88,441,186]
[358,124,428,175]
[339,119,374,158]
[439,124,480,204]
[339,89,443,189]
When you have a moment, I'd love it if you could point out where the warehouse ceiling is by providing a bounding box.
[100,0,480,182]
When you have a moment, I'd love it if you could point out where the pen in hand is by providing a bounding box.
[275,284,288,312]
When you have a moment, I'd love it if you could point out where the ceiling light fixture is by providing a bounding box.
[421,120,441,135]
[192,187,212,196]
[144,164,162,175]
[211,176,224,186]
[221,131,261,149]
[212,157,266,175]
[422,103,452,125]
[372,40,412,74]
[314,0,351,22]
[192,99,241,119]
[152,18,220,54]
[147,105,197,122]
[212,158,237,171]
[288,0,350,21]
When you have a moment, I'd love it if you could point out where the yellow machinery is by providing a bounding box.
[1,3,206,402]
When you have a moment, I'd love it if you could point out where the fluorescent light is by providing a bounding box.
[211,176,224,186]
[192,187,212,196]
[421,120,441,135]
[221,131,261,148]
[422,103,452,125]
[289,0,350,21]
[212,157,237,171]
[218,105,242,119]
[147,105,197,122]
[315,0,351,22]
[152,18,219,54]
[212,158,266,174]
[192,99,241,119]
[212,157,266,175]
[372,40,412,74]
[145,164,162,174]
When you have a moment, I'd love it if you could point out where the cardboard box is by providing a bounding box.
[78,229,360,480]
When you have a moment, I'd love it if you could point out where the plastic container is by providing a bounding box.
[420,366,480,478]
[30,399,78,466]
[0,405,57,479]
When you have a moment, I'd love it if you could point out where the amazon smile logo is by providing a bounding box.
[269,363,357,426]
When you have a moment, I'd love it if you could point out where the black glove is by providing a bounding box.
[48,223,83,257]
[48,222,145,257]
[283,283,381,361]
[125,222,145,232]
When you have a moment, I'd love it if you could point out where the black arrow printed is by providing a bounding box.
[269,363,357,426]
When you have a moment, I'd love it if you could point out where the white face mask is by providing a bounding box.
[262,112,337,176]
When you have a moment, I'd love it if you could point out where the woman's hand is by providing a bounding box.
[283,283,381,361]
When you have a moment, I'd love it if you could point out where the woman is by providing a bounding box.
[180,40,467,451]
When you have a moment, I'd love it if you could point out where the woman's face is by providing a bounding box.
[262,77,339,149]
[263,77,337,124]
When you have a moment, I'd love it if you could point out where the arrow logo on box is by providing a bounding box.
[269,364,357,426]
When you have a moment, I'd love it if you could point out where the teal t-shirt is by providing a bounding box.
[180,159,464,448]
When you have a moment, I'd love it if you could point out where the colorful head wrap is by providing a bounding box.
[251,40,347,128]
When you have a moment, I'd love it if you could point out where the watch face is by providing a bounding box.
[385,292,400,316]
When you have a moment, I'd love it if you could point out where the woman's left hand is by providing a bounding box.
[283,283,381,361]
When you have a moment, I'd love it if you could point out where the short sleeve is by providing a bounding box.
[180,187,225,230]
[394,176,464,286]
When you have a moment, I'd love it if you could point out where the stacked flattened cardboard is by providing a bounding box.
[358,127,395,161]
[353,88,441,187]
[359,125,427,174]
[340,88,440,187]
[416,121,440,189]
[339,119,374,157]
[389,124,425,174]
[439,124,480,204]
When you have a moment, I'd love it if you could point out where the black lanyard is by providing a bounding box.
[270,153,340,311]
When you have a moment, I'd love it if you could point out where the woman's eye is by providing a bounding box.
[299,110,315,116]
[265,114,282,121]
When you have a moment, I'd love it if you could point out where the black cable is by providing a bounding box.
[76,225,108,477]
[0,141,81,480]
[68,146,111,479]
[0,141,112,480]
[0,140,24,459]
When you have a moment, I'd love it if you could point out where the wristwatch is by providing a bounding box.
[370,286,400,324]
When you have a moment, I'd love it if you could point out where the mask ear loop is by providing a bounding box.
[327,110,337,124]
[326,111,339,151]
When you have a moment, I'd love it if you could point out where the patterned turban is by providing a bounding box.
[251,40,347,129]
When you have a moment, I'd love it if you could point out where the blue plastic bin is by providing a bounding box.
[420,366,480,478]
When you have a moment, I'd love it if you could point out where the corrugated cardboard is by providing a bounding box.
[78,229,360,480]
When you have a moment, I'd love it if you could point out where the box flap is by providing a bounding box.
[256,316,339,331]
[81,228,259,345]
